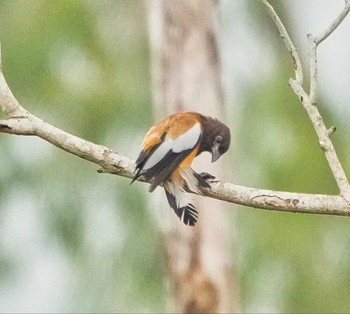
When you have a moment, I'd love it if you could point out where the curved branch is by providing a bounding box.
[1,112,350,216]
[260,0,303,85]
[314,0,350,46]
[1,52,350,217]
[0,71,27,118]
[0,115,135,178]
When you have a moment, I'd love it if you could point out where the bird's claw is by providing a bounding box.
[199,172,218,183]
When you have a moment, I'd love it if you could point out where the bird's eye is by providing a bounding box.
[215,135,222,144]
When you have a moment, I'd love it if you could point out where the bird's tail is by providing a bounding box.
[163,180,198,226]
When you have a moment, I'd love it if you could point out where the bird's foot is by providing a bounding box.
[199,172,218,183]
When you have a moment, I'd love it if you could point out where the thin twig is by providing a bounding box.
[309,1,350,102]
[260,0,303,85]
[314,0,350,46]
[308,34,317,104]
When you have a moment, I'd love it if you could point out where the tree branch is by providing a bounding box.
[1,113,350,217]
[260,0,303,85]
[0,48,27,118]
[262,1,350,203]
[2,0,350,218]
[314,0,350,46]
[1,109,350,217]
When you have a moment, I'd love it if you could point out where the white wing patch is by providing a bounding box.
[143,122,201,170]
[171,122,201,152]
[164,180,193,209]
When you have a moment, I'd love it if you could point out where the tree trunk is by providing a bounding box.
[148,1,237,313]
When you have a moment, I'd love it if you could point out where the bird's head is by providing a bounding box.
[200,116,231,162]
[210,125,230,162]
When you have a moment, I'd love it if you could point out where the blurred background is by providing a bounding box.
[0,0,350,312]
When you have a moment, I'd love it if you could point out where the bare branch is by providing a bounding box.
[0,116,135,178]
[260,0,303,85]
[1,114,350,217]
[262,1,350,203]
[1,45,350,218]
[314,0,350,46]
[309,1,350,102]
[206,182,350,216]
[0,63,27,118]
[308,34,318,104]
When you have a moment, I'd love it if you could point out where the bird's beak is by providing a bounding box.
[211,143,221,163]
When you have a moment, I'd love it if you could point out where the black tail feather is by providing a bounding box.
[130,168,143,184]
[164,189,198,226]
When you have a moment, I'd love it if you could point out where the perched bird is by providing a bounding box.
[131,112,230,226]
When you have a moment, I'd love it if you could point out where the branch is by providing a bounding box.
[262,1,350,203]
[0,115,135,177]
[314,0,350,46]
[260,0,303,85]
[0,48,27,118]
[0,46,350,218]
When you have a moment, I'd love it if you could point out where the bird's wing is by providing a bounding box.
[132,113,202,190]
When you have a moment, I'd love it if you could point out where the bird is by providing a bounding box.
[131,112,231,226]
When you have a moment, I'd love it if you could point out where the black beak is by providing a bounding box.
[211,143,221,163]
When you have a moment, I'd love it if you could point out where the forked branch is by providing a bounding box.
[261,0,350,202]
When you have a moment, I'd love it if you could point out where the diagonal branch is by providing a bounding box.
[1,44,350,218]
[314,0,350,46]
[262,0,350,203]
[260,0,303,85]
[0,48,28,118]
[309,1,350,104]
